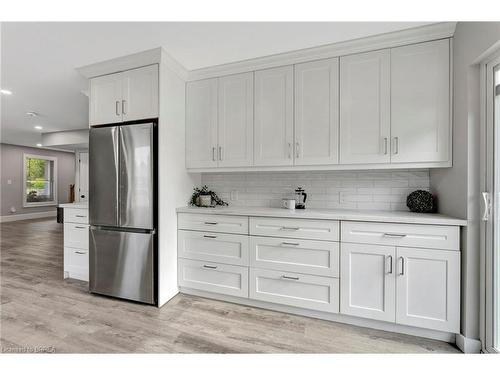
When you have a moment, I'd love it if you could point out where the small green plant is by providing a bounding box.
[189,185,228,207]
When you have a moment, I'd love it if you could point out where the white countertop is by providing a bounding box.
[176,206,467,226]
[59,202,88,209]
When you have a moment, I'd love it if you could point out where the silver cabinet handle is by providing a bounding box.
[282,275,299,281]
[387,255,393,274]
[75,215,87,218]
[482,192,491,221]
[75,251,87,255]
[212,147,216,162]
[393,137,399,155]
[74,226,87,229]
[203,265,217,270]
[218,146,223,161]
[281,242,300,246]
[295,142,300,158]
[280,226,300,231]
[115,101,120,116]
[383,233,407,238]
[399,256,405,275]
[383,137,388,155]
[203,235,217,239]
[204,221,218,225]
[122,99,127,115]
[288,142,292,159]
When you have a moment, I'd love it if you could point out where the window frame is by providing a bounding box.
[22,153,58,208]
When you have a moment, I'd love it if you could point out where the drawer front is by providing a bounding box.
[65,208,89,224]
[249,268,339,313]
[178,258,249,298]
[250,236,339,277]
[64,223,89,249]
[178,230,249,266]
[341,221,459,250]
[250,217,339,241]
[178,213,248,234]
[64,246,89,281]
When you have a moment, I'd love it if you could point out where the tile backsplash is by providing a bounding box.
[201,169,430,211]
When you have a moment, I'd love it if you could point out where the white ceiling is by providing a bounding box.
[0,22,434,148]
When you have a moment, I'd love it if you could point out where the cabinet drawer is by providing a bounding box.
[249,268,339,313]
[178,230,249,266]
[65,208,89,224]
[64,223,89,249]
[178,213,248,234]
[178,258,248,298]
[64,246,89,281]
[250,236,339,277]
[250,217,339,241]
[341,221,459,250]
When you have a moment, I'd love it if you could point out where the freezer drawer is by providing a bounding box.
[89,227,155,304]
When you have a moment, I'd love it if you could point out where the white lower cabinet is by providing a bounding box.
[63,206,89,282]
[340,243,396,322]
[249,268,339,313]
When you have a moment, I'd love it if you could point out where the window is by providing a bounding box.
[23,154,58,207]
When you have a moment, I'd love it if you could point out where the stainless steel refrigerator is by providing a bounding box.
[89,122,157,305]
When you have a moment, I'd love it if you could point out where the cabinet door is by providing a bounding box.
[89,72,122,126]
[340,50,390,164]
[396,247,460,333]
[254,66,294,166]
[185,78,218,168]
[122,64,159,122]
[391,40,450,163]
[294,58,339,165]
[340,243,396,322]
[218,72,254,167]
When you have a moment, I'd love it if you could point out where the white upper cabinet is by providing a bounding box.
[89,64,159,126]
[390,39,450,163]
[90,73,123,126]
[218,72,254,167]
[254,66,294,166]
[295,58,339,165]
[340,50,391,164]
[185,79,218,169]
[122,65,159,122]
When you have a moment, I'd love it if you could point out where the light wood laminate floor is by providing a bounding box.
[0,218,460,353]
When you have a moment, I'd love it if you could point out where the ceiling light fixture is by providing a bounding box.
[26,111,39,117]
[36,143,42,147]
[34,125,43,130]
[0,89,12,95]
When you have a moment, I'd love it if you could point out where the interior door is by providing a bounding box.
[119,123,154,230]
[294,58,339,165]
[121,64,159,122]
[89,73,122,126]
[340,50,391,164]
[89,126,118,227]
[217,72,254,167]
[254,66,294,166]
[391,39,450,163]
[78,152,89,202]
[185,78,218,168]
[395,247,460,333]
[340,243,396,322]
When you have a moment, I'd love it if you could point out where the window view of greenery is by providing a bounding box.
[25,157,54,203]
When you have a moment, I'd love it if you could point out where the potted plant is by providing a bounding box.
[189,185,228,207]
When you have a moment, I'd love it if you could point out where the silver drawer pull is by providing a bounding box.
[75,251,87,255]
[383,233,407,238]
[74,226,87,229]
[280,226,300,231]
[203,235,217,239]
[203,265,217,270]
[399,256,405,275]
[281,275,299,281]
[282,242,300,246]
[204,222,218,225]
[75,215,87,218]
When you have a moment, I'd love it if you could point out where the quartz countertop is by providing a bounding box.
[59,202,88,209]
[176,206,467,226]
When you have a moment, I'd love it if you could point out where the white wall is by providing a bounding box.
[430,22,500,341]
[202,170,430,211]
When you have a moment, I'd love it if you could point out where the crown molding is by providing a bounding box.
[187,22,456,81]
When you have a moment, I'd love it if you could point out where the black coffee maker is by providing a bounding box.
[295,187,307,209]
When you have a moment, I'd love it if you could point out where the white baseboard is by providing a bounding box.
[0,211,56,223]
[455,334,482,353]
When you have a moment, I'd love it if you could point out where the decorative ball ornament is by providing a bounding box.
[406,190,435,213]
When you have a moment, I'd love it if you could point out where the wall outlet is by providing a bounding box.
[7,179,12,185]
[230,190,238,201]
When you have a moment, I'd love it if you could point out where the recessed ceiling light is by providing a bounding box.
[26,111,39,117]
[36,143,42,147]
[34,125,43,130]
[0,89,12,95]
